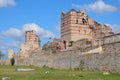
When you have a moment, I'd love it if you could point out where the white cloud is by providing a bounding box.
[3,41,20,48]
[0,40,20,58]
[0,23,57,52]
[0,0,16,8]
[2,28,23,41]
[105,24,120,34]
[2,23,56,41]
[72,0,118,13]
[22,23,56,39]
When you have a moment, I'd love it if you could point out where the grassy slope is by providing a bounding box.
[0,66,119,80]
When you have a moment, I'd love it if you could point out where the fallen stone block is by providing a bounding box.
[16,68,35,72]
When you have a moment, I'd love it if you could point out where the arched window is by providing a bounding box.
[82,18,86,24]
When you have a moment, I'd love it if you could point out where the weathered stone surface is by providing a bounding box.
[20,30,40,58]
[25,43,120,73]
[61,9,113,42]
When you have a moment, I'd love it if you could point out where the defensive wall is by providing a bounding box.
[26,41,120,73]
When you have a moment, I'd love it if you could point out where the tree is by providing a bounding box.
[68,41,74,47]
[10,58,15,66]
[0,51,4,60]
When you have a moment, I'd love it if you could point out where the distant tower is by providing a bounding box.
[20,30,41,58]
[19,30,41,65]
[25,30,40,49]
[8,49,14,59]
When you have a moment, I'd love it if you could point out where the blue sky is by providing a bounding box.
[0,0,120,58]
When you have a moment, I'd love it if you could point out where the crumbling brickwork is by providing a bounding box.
[19,30,40,64]
[61,9,113,42]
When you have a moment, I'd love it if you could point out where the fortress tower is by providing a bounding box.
[20,30,40,58]
[8,49,14,59]
[61,9,113,42]
[25,30,40,49]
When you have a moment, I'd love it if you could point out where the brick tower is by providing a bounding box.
[61,9,94,41]
[25,30,40,49]
[20,30,40,59]
[61,9,113,42]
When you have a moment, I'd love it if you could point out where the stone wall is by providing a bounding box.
[103,33,120,44]
[0,60,10,65]
[26,42,120,73]
[101,43,120,73]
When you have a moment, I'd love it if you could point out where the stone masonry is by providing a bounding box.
[26,39,120,73]
[61,9,113,42]
[8,49,14,59]
[19,30,41,65]
[13,10,120,73]
[25,27,120,73]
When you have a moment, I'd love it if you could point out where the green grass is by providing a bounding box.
[0,66,119,80]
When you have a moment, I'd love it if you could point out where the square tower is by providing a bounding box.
[61,9,94,41]
[61,9,114,42]
[25,30,40,49]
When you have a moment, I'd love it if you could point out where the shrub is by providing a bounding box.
[10,58,15,66]
[68,41,74,47]
[74,67,79,71]
[42,65,49,68]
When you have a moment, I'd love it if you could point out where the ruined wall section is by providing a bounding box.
[26,42,120,73]
[92,23,113,39]
[25,30,40,50]
[8,49,14,59]
[101,43,120,73]
[19,30,41,64]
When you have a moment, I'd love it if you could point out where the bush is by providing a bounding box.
[10,58,15,66]
[42,65,49,68]
[68,41,74,47]
[74,67,80,71]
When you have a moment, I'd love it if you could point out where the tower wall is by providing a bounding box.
[8,49,14,59]
[20,30,40,58]
[61,9,113,42]
[61,9,93,41]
